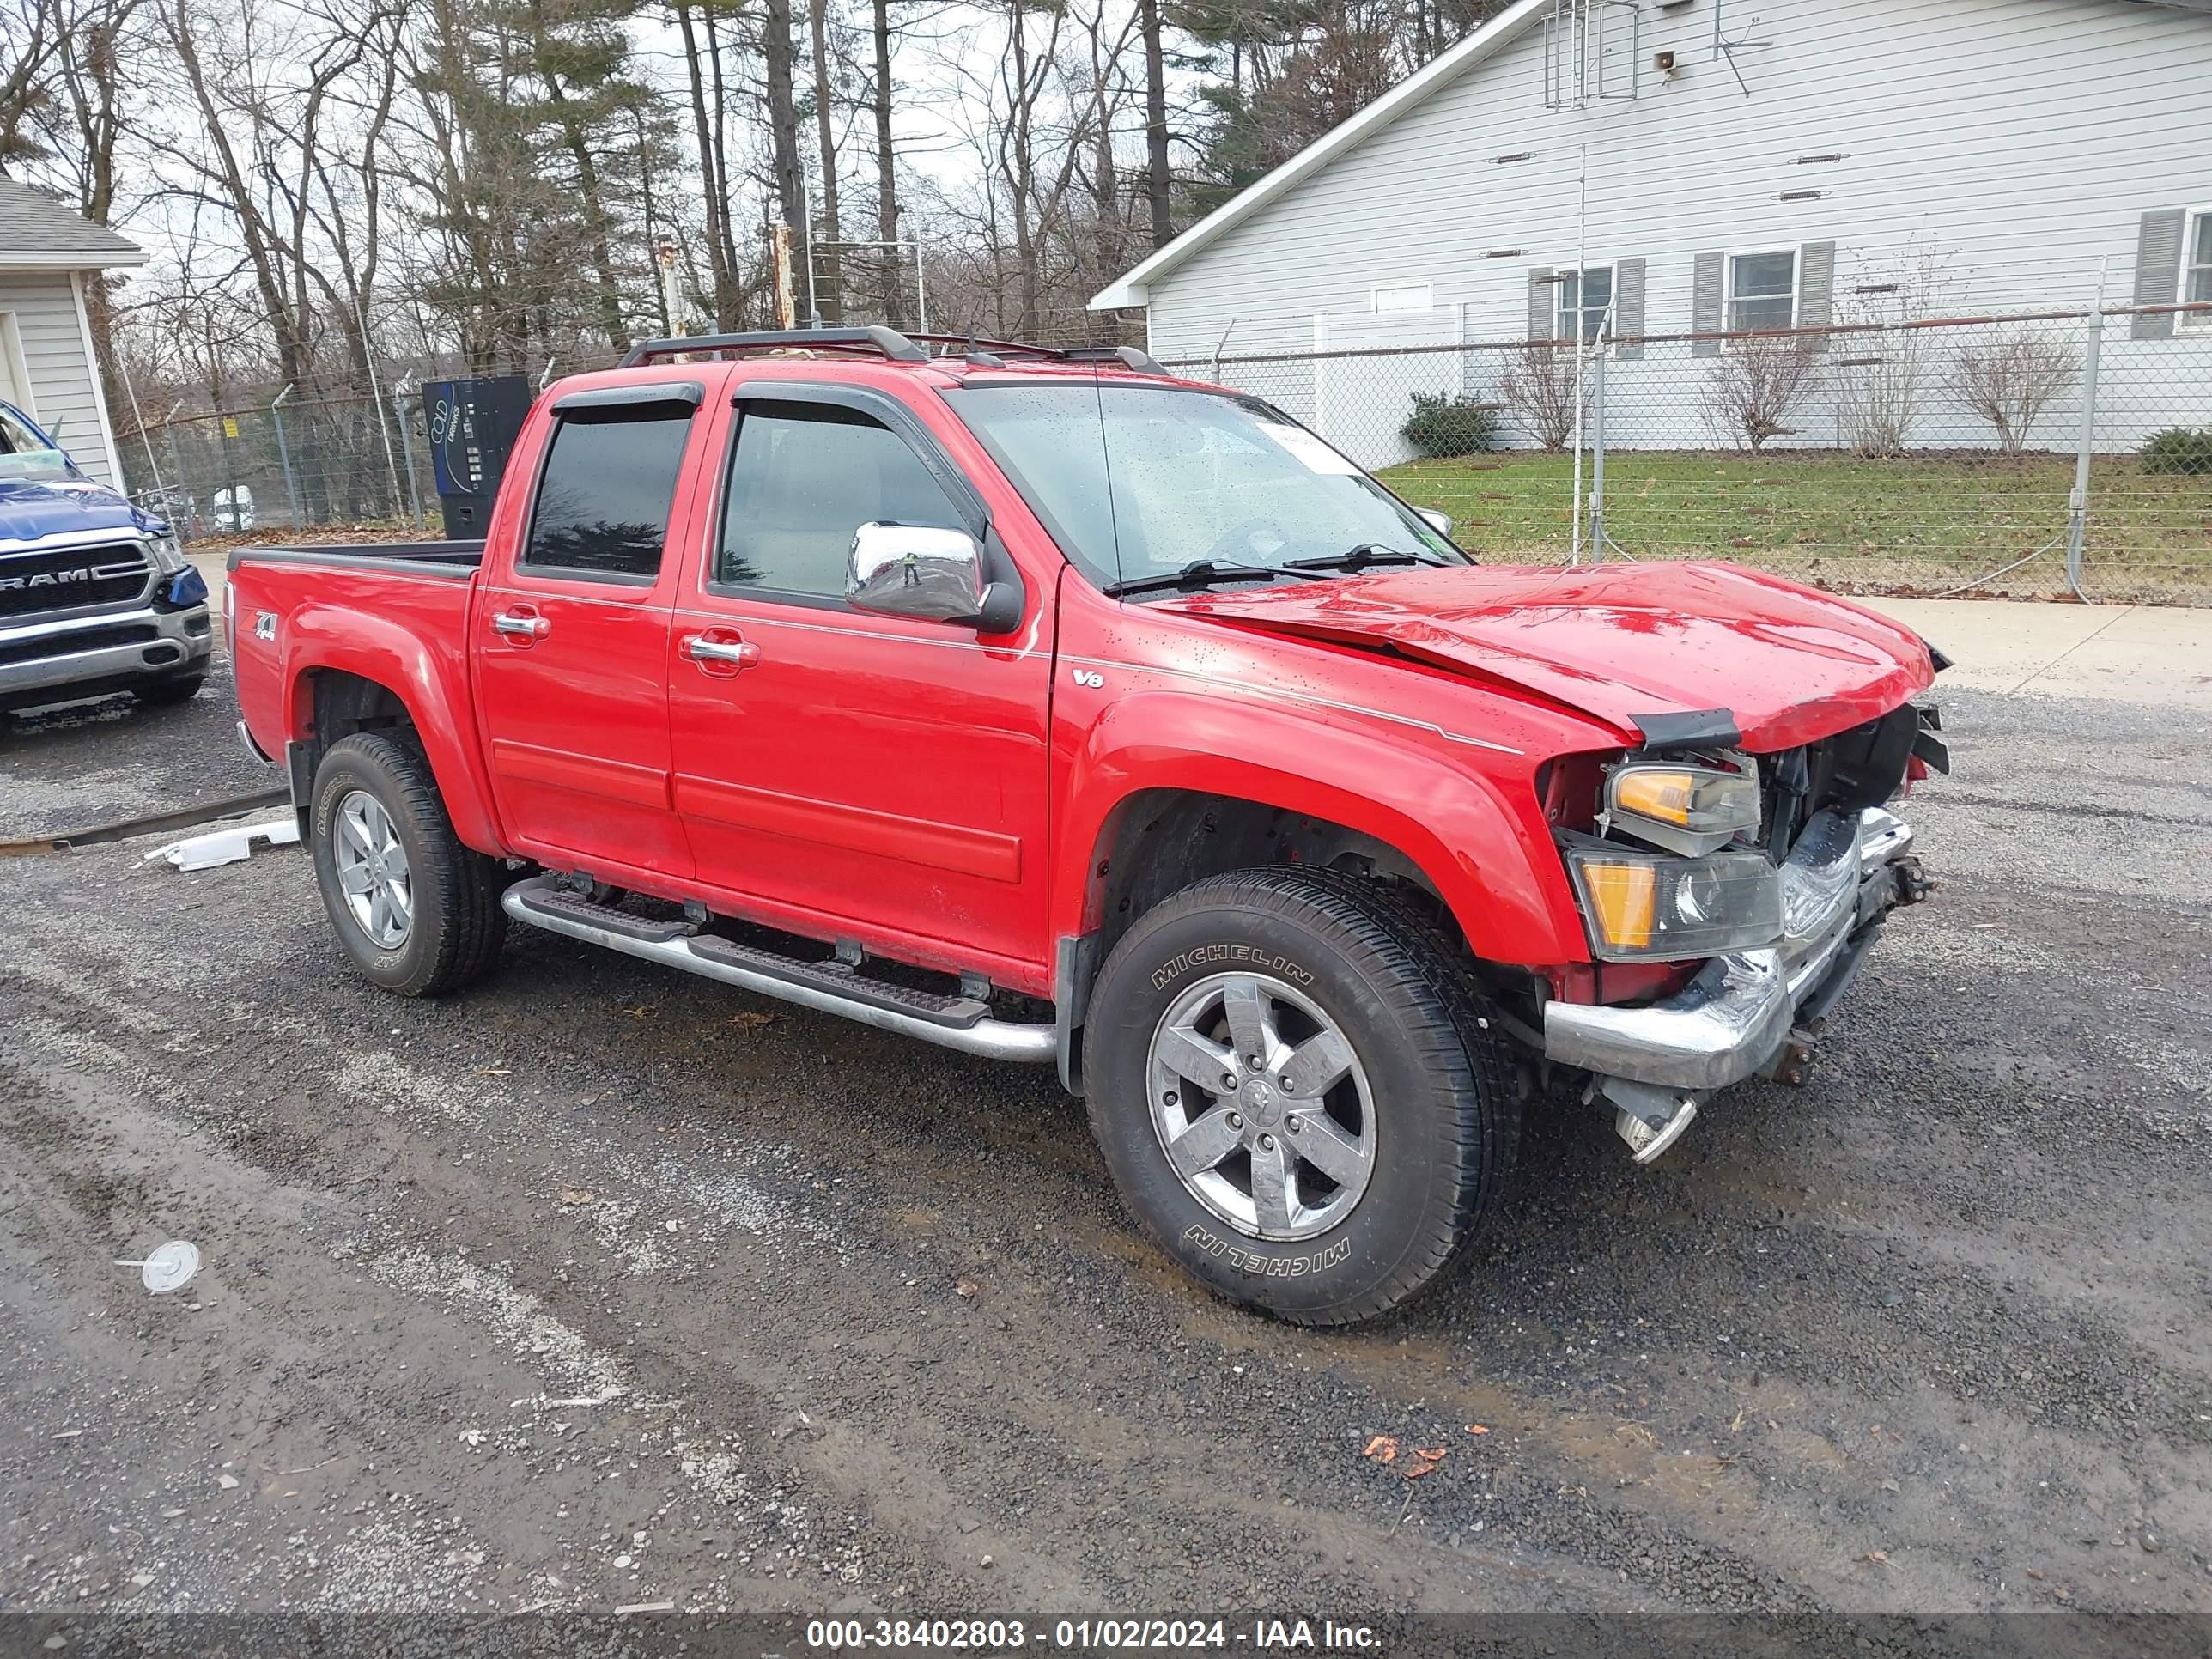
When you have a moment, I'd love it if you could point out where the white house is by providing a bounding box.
[1091,0,2212,465]
[0,179,143,488]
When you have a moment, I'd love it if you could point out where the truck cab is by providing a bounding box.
[0,400,210,714]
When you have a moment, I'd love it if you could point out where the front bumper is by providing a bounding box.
[0,602,212,708]
[1543,805,1928,1093]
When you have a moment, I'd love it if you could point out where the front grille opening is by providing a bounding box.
[0,621,158,667]
[0,544,152,620]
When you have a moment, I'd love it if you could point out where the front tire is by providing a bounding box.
[1085,867,1518,1325]
[309,731,507,996]
[133,672,205,707]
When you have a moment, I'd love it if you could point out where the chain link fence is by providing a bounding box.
[115,387,459,539]
[1164,301,2212,605]
[113,306,2209,605]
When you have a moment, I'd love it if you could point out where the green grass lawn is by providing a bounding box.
[1376,451,2212,601]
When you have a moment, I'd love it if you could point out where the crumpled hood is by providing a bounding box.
[1160,562,1938,751]
[0,475,159,544]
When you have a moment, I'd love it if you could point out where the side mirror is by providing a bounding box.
[847,520,1020,630]
[1416,507,1453,537]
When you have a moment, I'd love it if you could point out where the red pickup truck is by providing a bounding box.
[230,326,1943,1325]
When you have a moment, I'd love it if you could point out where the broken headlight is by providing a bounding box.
[1604,762,1761,856]
[1565,841,1783,963]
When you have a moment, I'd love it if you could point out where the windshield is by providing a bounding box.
[0,403,71,483]
[943,382,1464,593]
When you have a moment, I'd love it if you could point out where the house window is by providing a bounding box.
[1371,283,1433,314]
[2186,209,2212,325]
[1728,249,1797,331]
[1555,266,1614,342]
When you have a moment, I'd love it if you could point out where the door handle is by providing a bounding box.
[680,633,760,669]
[491,611,550,641]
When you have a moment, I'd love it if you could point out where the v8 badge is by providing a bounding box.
[1070,668,1104,688]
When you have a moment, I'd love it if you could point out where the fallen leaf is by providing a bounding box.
[1464,1424,1491,1437]
[1403,1447,1447,1480]
[1729,1406,1747,1432]
[1863,1550,1890,1566]
[731,1010,782,1031]
[955,1279,980,1300]
[1362,1435,1400,1464]
[623,1006,655,1019]
[559,1188,594,1206]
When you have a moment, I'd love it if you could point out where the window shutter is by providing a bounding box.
[1526,267,1554,343]
[2132,209,2185,340]
[1692,251,1724,356]
[1798,240,1835,352]
[1613,258,1646,359]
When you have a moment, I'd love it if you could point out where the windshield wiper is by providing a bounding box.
[1283,544,1449,574]
[1103,559,1290,598]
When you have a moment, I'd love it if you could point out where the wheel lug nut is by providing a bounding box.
[1246,1055,1263,1072]
[1164,1091,1178,1108]
[1227,1112,1243,1129]
[1223,1073,1238,1091]
[1285,1115,1302,1132]
[1259,1133,1276,1152]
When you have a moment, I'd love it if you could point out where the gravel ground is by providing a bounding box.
[1,674,2208,1633]
[1,646,273,842]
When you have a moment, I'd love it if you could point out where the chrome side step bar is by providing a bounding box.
[501,878,1057,1064]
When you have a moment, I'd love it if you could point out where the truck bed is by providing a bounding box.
[227,540,486,580]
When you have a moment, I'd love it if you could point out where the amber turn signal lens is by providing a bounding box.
[1581,860,1656,950]
[1610,768,1697,828]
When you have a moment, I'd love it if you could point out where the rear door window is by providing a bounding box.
[520,410,693,581]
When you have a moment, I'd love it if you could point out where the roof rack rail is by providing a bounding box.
[620,326,930,367]
[899,333,1170,377]
[619,325,1170,378]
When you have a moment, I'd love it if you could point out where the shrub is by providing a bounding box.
[1947,333,2078,456]
[1401,392,1501,459]
[1698,334,1822,453]
[2139,427,2212,476]
[1500,345,1578,453]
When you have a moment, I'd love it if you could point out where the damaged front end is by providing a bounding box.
[1541,701,1943,1163]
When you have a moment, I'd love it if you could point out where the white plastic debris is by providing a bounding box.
[144,816,300,871]
[115,1240,202,1294]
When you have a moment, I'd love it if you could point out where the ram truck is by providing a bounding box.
[1,400,209,713]
[228,327,1944,1325]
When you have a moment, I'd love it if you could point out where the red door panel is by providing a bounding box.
[669,605,1050,976]
[471,382,714,883]
[473,581,690,878]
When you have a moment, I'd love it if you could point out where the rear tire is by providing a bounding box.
[1085,866,1517,1325]
[309,731,507,996]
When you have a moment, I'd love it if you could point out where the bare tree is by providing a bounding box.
[1834,246,1951,459]
[1948,331,2080,457]
[1139,0,1168,248]
[763,0,808,307]
[0,0,68,168]
[807,0,842,320]
[870,0,899,323]
[1700,336,1822,453]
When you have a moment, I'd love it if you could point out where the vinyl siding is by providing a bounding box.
[0,269,118,486]
[1140,0,2212,458]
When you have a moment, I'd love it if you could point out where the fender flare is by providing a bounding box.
[280,605,506,856]
[1051,690,1585,975]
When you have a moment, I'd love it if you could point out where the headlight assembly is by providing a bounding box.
[1605,762,1760,856]
[1565,842,1784,962]
[146,532,188,574]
